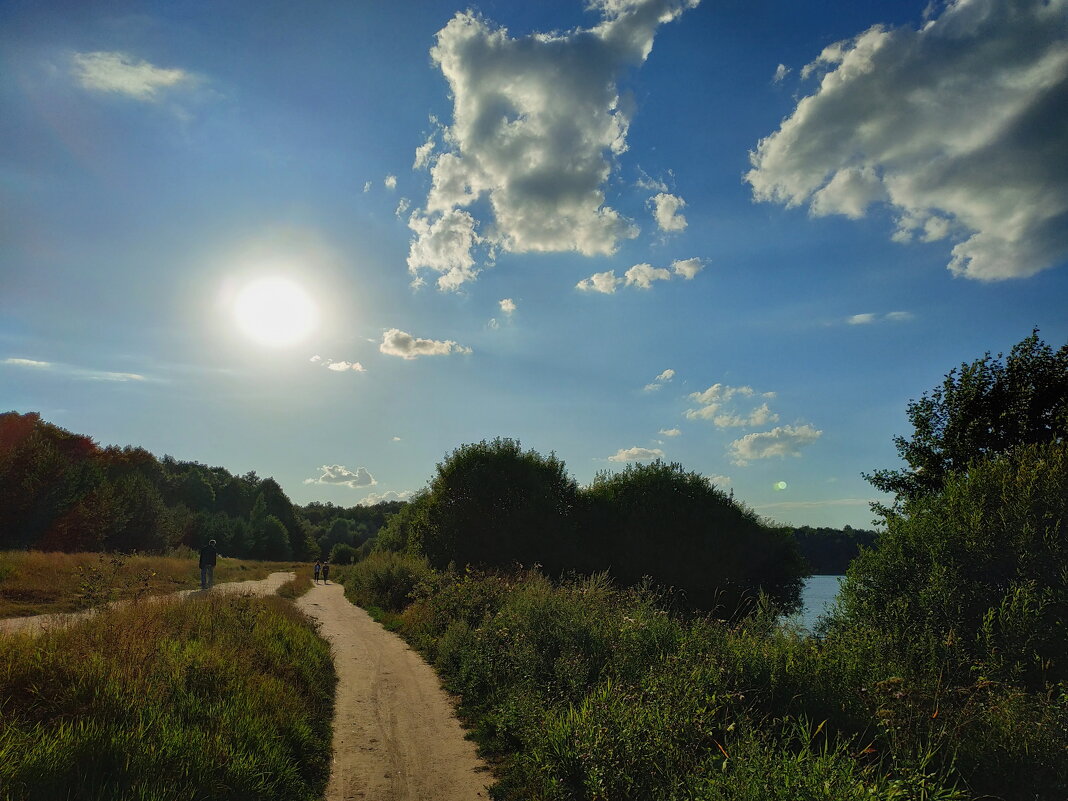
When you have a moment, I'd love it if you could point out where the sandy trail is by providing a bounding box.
[0,571,295,635]
[297,580,491,801]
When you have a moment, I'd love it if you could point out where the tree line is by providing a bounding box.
[0,411,400,562]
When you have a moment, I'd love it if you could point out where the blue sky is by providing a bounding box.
[3,0,1066,529]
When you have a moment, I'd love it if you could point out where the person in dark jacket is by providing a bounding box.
[199,539,218,590]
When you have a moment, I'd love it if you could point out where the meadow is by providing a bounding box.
[0,550,302,619]
[0,555,334,801]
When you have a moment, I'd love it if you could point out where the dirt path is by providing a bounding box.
[297,580,492,801]
[0,571,295,635]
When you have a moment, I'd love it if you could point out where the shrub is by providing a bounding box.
[329,542,358,565]
[343,551,435,612]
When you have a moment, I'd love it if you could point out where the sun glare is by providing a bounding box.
[233,277,318,347]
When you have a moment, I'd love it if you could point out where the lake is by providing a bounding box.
[790,574,845,632]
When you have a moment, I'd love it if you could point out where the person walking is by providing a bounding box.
[199,539,218,590]
[313,560,322,584]
[321,561,330,584]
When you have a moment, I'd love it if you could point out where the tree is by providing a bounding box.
[419,439,579,574]
[581,460,805,613]
[833,441,1068,690]
[865,330,1068,511]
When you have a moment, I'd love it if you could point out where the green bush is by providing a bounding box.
[329,542,358,565]
[343,550,435,612]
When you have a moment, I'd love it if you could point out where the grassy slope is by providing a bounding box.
[0,550,304,618]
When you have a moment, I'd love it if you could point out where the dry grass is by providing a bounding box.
[0,550,305,619]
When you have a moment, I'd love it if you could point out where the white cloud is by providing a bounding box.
[325,361,366,372]
[406,209,483,291]
[310,355,322,363]
[608,446,665,462]
[384,175,398,190]
[848,311,914,324]
[708,474,732,487]
[304,464,378,489]
[363,181,372,193]
[395,198,411,217]
[379,328,472,359]
[746,0,1068,281]
[624,262,672,289]
[499,298,517,314]
[407,0,700,288]
[4,358,51,368]
[3,357,146,382]
[650,192,688,232]
[659,427,681,437]
[729,424,822,466]
[671,257,704,279]
[487,318,500,329]
[636,168,669,193]
[413,138,436,170]
[644,367,675,391]
[688,383,755,406]
[576,270,622,294]
[391,436,402,442]
[358,489,414,506]
[772,63,790,83]
[712,402,779,428]
[72,51,189,100]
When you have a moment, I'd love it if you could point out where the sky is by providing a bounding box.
[2,0,1067,530]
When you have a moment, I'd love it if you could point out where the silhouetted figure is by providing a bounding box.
[314,560,322,584]
[321,562,330,584]
[199,539,218,590]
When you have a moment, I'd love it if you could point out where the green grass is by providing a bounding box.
[0,591,335,801]
[342,554,1067,801]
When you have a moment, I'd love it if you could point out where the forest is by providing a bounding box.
[0,411,401,563]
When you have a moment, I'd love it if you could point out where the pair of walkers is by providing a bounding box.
[313,560,331,584]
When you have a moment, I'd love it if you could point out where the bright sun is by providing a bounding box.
[233,277,318,347]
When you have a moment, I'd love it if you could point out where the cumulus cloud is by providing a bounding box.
[746,0,1068,281]
[379,328,472,359]
[325,361,366,372]
[576,270,622,294]
[686,384,780,428]
[644,368,675,391]
[395,198,411,217]
[407,0,700,288]
[304,464,378,489]
[608,446,665,462]
[772,63,790,83]
[71,51,190,100]
[659,427,681,437]
[407,209,483,290]
[499,298,517,314]
[847,311,914,324]
[578,258,703,294]
[624,263,672,288]
[358,489,414,506]
[712,402,779,428]
[650,192,688,232]
[729,424,822,466]
[671,257,704,279]
[708,474,732,487]
[363,181,372,193]
[413,137,436,170]
[384,175,398,190]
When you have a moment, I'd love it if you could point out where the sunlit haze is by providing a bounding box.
[233,278,318,348]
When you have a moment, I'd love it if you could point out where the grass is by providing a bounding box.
[341,552,1067,801]
[0,551,303,618]
[0,589,336,801]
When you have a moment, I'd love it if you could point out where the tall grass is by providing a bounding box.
[344,557,1066,801]
[0,550,298,618]
[0,591,335,800]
